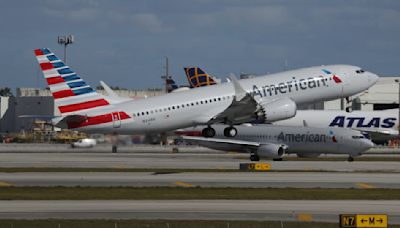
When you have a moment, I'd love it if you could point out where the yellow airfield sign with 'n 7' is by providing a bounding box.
[340,214,387,228]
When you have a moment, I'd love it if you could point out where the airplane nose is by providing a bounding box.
[361,139,374,151]
[368,72,379,85]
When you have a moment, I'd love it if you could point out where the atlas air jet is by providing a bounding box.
[181,125,374,161]
[276,109,398,143]
[34,48,378,137]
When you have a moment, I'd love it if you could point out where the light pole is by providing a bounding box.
[161,56,170,93]
[395,79,400,144]
[57,35,74,63]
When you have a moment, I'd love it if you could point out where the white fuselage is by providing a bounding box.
[184,124,374,157]
[72,65,378,134]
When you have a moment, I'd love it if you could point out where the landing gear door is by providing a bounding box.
[112,112,121,128]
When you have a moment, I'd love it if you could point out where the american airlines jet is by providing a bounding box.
[34,48,378,137]
[181,125,374,161]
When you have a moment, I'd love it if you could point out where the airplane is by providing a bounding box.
[181,124,374,161]
[34,48,379,137]
[184,67,397,143]
[275,109,398,143]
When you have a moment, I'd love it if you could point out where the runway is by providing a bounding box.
[0,152,400,172]
[0,172,399,188]
[0,200,398,223]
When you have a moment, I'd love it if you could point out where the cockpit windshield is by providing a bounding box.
[355,69,365,74]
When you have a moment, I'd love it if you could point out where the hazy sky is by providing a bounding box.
[0,0,399,90]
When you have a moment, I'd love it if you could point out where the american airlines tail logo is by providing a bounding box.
[322,69,342,84]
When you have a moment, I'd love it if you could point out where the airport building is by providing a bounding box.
[0,77,399,133]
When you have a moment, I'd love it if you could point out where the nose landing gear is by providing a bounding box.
[250,153,260,161]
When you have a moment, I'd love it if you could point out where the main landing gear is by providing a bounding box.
[202,127,215,138]
[347,156,354,162]
[224,126,237,137]
[201,126,238,138]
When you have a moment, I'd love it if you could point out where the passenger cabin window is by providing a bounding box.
[352,135,364,139]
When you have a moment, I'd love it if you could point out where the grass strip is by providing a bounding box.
[0,219,366,228]
[0,167,398,173]
[0,187,398,200]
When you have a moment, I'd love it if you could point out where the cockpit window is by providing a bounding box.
[355,69,365,74]
[352,135,365,139]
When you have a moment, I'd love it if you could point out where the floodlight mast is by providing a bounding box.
[57,35,74,63]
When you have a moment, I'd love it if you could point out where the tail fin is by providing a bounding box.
[184,67,217,88]
[166,76,178,93]
[34,48,111,116]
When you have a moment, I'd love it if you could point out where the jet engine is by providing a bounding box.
[256,144,286,159]
[256,97,297,123]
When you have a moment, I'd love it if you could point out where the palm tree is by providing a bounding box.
[0,87,13,97]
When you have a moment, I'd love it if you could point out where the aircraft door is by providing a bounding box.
[336,135,343,153]
[340,72,351,96]
[112,112,121,128]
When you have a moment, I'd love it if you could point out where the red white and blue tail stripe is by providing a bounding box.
[34,48,110,115]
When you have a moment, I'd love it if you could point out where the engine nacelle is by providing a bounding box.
[257,144,286,159]
[257,97,297,123]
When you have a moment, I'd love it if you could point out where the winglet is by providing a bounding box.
[229,73,246,101]
[100,81,119,98]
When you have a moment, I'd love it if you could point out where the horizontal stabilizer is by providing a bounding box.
[52,115,87,128]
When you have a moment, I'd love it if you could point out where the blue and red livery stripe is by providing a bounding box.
[58,99,110,113]
[46,76,65,85]
[40,62,54,71]
[52,90,75,99]
[67,112,131,129]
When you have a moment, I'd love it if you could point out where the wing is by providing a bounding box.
[206,74,296,125]
[207,74,260,125]
[182,136,260,153]
[353,127,398,140]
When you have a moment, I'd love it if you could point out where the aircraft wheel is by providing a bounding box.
[273,158,283,161]
[250,154,260,161]
[202,127,215,138]
[347,156,354,162]
[224,127,237,137]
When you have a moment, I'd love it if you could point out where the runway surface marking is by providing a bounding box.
[0,181,13,187]
[0,200,398,223]
[297,214,313,221]
[356,182,376,189]
[174,181,195,187]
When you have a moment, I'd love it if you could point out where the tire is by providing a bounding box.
[347,156,354,162]
[250,154,260,161]
[273,158,283,161]
[224,127,237,137]
[202,127,216,138]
